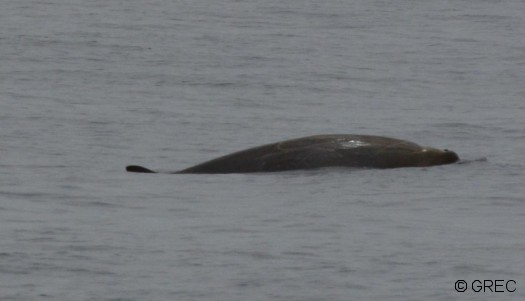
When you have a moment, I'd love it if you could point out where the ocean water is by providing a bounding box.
[1,0,524,300]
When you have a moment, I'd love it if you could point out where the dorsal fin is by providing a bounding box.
[126,165,156,173]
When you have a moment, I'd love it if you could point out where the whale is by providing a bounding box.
[126,134,459,174]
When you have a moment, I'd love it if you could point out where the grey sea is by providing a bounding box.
[1,0,524,300]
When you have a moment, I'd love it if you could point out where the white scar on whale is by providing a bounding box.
[338,139,370,149]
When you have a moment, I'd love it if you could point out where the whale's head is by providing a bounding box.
[416,147,459,167]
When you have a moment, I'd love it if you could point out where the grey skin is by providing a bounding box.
[126,134,459,174]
